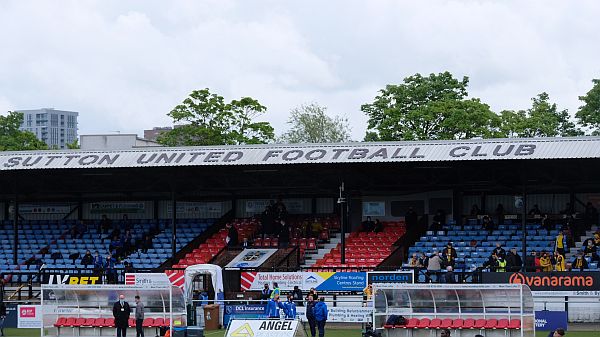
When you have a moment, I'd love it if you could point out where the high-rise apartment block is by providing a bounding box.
[18,108,79,149]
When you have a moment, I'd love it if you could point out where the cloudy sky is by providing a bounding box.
[1,0,598,140]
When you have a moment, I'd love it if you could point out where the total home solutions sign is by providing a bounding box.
[2,139,592,170]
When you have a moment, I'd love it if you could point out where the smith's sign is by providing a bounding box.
[0,142,550,170]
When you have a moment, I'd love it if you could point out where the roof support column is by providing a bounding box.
[13,196,19,265]
[171,192,177,259]
[338,182,347,265]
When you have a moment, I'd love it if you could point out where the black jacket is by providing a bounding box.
[113,301,131,328]
[306,301,316,320]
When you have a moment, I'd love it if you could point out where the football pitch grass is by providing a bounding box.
[7,328,598,337]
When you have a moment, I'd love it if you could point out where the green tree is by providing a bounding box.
[501,92,582,137]
[66,138,80,149]
[158,89,275,146]
[576,79,600,135]
[361,72,498,141]
[279,103,352,143]
[0,111,48,151]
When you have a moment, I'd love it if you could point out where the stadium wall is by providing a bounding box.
[463,194,571,215]
[360,190,453,221]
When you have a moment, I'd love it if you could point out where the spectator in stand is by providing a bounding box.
[279,220,290,248]
[260,283,271,304]
[141,235,153,254]
[69,251,80,263]
[93,251,103,270]
[291,286,303,306]
[124,261,134,273]
[431,210,446,232]
[482,215,495,234]
[554,229,568,256]
[122,230,133,254]
[261,205,274,237]
[444,266,456,283]
[81,250,94,266]
[582,237,599,262]
[50,250,63,262]
[442,242,457,268]
[274,198,288,220]
[311,218,323,238]
[506,248,523,272]
[419,252,429,269]
[405,207,418,229]
[493,243,506,259]
[539,251,553,272]
[571,251,588,271]
[495,255,507,272]
[314,298,328,337]
[483,252,498,271]
[495,204,505,227]
[373,219,383,233]
[525,251,537,272]
[363,284,373,301]
[226,224,239,247]
[427,250,442,282]
[361,217,375,232]
[122,214,132,232]
[307,288,318,302]
[541,214,553,231]
[409,253,421,267]
[554,252,566,271]
[469,239,478,248]
[529,204,542,216]
[470,204,481,217]
[105,254,117,284]
[100,214,112,235]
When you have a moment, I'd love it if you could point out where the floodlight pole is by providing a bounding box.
[338,182,347,265]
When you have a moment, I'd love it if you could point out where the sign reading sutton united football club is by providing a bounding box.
[2,139,584,170]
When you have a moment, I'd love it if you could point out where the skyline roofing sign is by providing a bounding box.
[1,137,599,170]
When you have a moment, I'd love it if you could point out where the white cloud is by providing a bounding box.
[0,0,599,141]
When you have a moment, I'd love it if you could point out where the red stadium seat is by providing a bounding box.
[105,318,115,327]
[439,318,453,329]
[484,319,498,329]
[405,318,420,329]
[94,318,106,327]
[154,317,165,327]
[429,318,442,329]
[82,318,95,327]
[129,318,136,327]
[508,319,521,329]
[463,318,475,329]
[497,319,509,329]
[417,318,431,329]
[142,318,155,327]
[450,319,464,329]
[54,317,67,327]
[474,319,487,329]
[65,317,77,327]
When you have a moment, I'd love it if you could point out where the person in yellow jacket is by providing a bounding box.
[539,252,553,272]
[554,252,566,271]
[363,284,373,300]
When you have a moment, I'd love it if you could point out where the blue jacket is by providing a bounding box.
[265,299,287,318]
[284,301,296,319]
[314,301,328,322]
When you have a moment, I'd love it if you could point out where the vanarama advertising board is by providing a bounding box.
[226,320,299,337]
[482,271,600,296]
